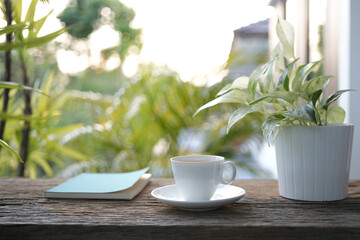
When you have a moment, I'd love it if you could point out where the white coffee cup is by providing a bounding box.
[170,155,237,201]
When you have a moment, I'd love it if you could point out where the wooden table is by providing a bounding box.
[0,178,359,239]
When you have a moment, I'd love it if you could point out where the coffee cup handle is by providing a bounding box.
[220,161,236,185]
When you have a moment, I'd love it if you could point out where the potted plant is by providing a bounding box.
[194,18,354,201]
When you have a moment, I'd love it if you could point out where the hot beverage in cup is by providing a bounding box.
[170,155,236,201]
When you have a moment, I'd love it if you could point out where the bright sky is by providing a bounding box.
[25,0,275,84]
[120,0,274,82]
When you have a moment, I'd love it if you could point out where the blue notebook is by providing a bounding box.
[45,167,150,200]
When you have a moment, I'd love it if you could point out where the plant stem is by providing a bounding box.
[17,60,32,177]
[0,0,13,140]
[325,110,328,126]
[314,106,322,126]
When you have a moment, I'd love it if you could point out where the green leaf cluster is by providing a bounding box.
[195,18,355,144]
[0,0,69,173]
[0,71,86,178]
[0,80,47,164]
[0,0,68,52]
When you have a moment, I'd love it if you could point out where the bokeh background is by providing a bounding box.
[2,0,359,179]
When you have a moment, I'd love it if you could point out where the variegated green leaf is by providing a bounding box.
[216,84,231,97]
[311,89,323,125]
[302,75,330,95]
[247,65,265,101]
[227,105,263,133]
[275,59,298,91]
[292,60,321,92]
[327,105,345,124]
[217,76,249,96]
[263,59,276,94]
[311,89,322,107]
[323,89,355,110]
[271,42,285,71]
[247,61,275,101]
[276,18,295,59]
[261,114,286,145]
[193,90,246,116]
[284,102,317,124]
[250,91,300,105]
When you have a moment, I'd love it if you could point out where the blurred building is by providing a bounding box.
[227,19,269,79]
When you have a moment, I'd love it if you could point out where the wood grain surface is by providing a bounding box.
[0,178,359,239]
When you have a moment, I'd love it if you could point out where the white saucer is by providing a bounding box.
[151,184,246,211]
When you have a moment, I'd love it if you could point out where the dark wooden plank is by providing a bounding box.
[0,178,359,240]
[2,225,360,240]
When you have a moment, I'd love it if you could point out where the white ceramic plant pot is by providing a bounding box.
[275,124,354,201]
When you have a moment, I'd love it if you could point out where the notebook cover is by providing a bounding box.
[46,167,149,194]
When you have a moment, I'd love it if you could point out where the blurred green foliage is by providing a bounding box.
[0,71,86,178]
[58,0,142,65]
[0,0,68,176]
[0,0,270,178]
[65,68,121,95]
[56,64,265,177]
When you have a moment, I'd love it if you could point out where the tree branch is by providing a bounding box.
[0,0,13,140]
[17,61,32,177]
